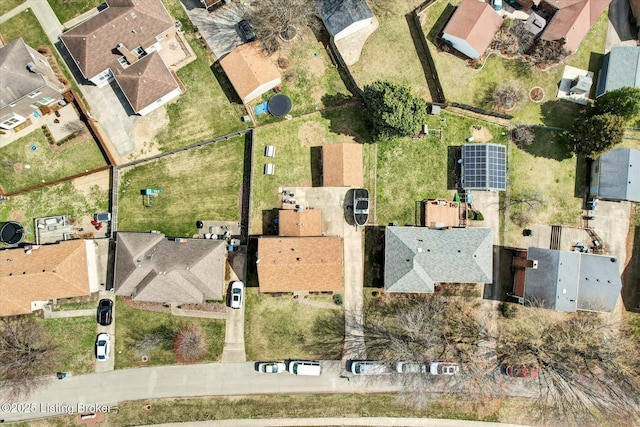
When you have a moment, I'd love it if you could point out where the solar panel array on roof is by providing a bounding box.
[462,144,506,191]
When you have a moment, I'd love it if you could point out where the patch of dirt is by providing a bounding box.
[9,210,26,222]
[131,108,168,159]
[72,169,110,198]
[13,163,22,172]
[471,126,492,142]
[307,48,326,78]
[298,121,327,146]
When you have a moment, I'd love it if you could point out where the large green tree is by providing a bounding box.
[593,87,640,122]
[363,81,428,141]
[568,113,625,158]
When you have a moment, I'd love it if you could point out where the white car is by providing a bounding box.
[396,361,427,374]
[257,362,286,373]
[350,361,390,375]
[230,281,244,309]
[95,333,110,362]
[429,362,460,375]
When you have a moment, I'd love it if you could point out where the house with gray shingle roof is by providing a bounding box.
[512,247,621,312]
[114,232,226,304]
[384,227,493,293]
[589,148,640,203]
[0,38,65,131]
[60,0,182,116]
[595,46,640,97]
[319,0,374,41]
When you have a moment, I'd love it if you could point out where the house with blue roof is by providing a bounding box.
[595,46,640,97]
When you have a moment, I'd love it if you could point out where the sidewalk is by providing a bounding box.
[144,418,529,427]
[0,1,29,25]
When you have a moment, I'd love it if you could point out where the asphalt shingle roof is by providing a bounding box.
[596,148,640,203]
[384,227,493,293]
[596,46,640,97]
[320,0,373,37]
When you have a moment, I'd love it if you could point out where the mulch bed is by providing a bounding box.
[119,296,170,313]
[178,302,226,313]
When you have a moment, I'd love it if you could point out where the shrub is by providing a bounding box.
[173,325,208,363]
[512,125,535,148]
[333,294,343,306]
[277,57,291,69]
[500,302,518,319]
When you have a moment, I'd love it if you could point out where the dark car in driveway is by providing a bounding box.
[238,20,256,42]
[353,188,369,226]
[97,299,113,326]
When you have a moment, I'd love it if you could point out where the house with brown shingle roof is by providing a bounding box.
[278,209,323,237]
[0,38,65,131]
[441,0,503,60]
[219,41,282,104]
[539,0,610,53]
[257,236,343,292]
[0,240,97,317]
[60,0,182,116]
[322,143,363,187]
[114,232,226,304]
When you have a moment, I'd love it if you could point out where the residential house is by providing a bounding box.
[461,143,507,191]
[511,247,622,312]
[322,143,363,187]
[319,0,374,42]
[60,0,182,116]
[539,0,610,53]
[595,46,640,97]
[0,240,97,317]
[219,41,282,104]
[257,236,343,292]
[278,208,323,237]
[114,232,226,304]
[384,226,493,293]
[0,38,65,131]
[422,199,461,228]
[589,148,640,203]
[441,0,503,60]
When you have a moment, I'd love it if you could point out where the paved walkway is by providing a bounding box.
[144,418,528,427]
[25,0,64,42]
[170,305,228,320]
[0,1,29,24]
[95,291,115,373]
[42,306,94,319]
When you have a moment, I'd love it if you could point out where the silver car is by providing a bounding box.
[257,362,286,373]
[350,360,390,375]
[396,361,427,374]
[429,362,460,375]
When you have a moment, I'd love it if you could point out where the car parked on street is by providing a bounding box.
[238,20,256,42]
[230,281,244,309]
[288,360,322,376]
[96,299,113,326]
[95,333,110,362]
[350,360,390,375]
[257,362,287,373]
[396,361,427,374]
[429,362,460,375]
[504,365,539,378]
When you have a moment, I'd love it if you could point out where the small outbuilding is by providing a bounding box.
[219,41,282,104]
[589,148,640,203]
[595,46,640,98]
[441,0,503,60]
[320,0,374,42]
[322,143,363,187]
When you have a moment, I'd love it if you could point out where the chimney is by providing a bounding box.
[26,62,35,72]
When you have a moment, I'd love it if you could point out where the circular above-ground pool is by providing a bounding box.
[268,94,292,117]
[0,221,25,245]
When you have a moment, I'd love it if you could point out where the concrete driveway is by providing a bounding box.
[587,200,631,273]
[181,0,247,59]
[95,291,116,372]
[222,301,246,363]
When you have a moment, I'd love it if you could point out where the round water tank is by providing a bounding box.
[0,221,25,245]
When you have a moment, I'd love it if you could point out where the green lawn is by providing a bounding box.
[421,0,609,127]
[253,25,354,124]
[0,177,109,244]
[0,0,24,15]
[350,0,430,99]
[48,0,103,25]
[153,0,249,151]
[374,112,507,226]
[37,316,97,375]
[244,288,343,361]
[115,297,225,369]
[117,137,245,237]
[250,106,370,233]
[0,129,106,194]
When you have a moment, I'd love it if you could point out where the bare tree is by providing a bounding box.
[173,325,208,363]
[492,82,525,111]
[525,40,569,68]
[245,0,321,55]
[498,309,640,426]
[61,120,85,137]
[0,317,58,399]
[511,125,535,148]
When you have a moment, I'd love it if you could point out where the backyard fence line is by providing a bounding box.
[110,166,118,240]
[2,165,110,197]
[326,37,365,100]
[413,2,446,104]
[242,129,255,241]
[69,90,117,167]
[449,102,513,121]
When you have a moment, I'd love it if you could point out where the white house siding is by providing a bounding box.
[441,34,479,59]
[243,78,283,104]
[136,87,182,116]
[334,18,374,41]
[89,69,113,88]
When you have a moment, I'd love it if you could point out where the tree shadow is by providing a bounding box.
[260,208,279,235]
[483,246,515,301]
[364,226,385,288]
[474,81,499,110]
[306,310,345,359]
[621,224,640,310]
[310,146,323,187]
[319,104,371,143]
[574,156,590,198]
[519,127,573,161]
[321,93,355,109]
[539,98,584,129]
[447,145,462,190]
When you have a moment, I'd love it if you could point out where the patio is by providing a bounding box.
[0,103,82,148]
